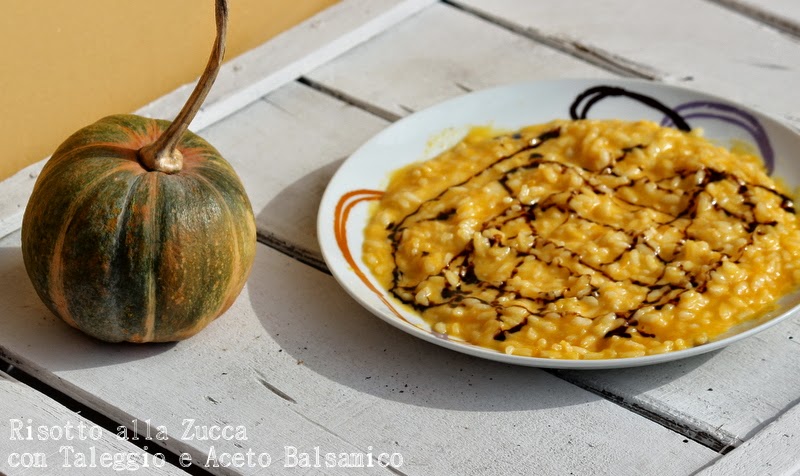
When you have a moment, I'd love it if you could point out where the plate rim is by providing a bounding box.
[317,77,800,370]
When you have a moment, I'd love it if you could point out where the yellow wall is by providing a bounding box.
[1,0,338,181]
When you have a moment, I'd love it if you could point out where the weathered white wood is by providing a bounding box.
[298,0,800,453]
[138,0,437,131]
[696,400,800,475]
[0,84,385,268]
[452,0,800,125]
[199,2,611,263]
[557,314,800,451]
[709,0,800,36]
[201,82,388,267]
[0,371,185,475]
[0,230,717,475]
[305,2,613,120]
[0,161,43,241]
[1,0,797,471]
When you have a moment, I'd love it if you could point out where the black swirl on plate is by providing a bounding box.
[570,85,692,132]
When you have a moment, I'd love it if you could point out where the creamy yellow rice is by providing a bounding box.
[362,119,800,359]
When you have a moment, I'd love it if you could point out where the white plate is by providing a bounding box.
[317,78,800,369]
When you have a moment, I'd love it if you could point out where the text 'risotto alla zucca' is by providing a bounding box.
[362,119,800,359]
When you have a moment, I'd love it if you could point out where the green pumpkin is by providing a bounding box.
[21,114,256,342]
[20,0,255,342]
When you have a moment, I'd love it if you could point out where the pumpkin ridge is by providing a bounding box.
[94,114,154,132]
[181,160,237,176]
[141,173,161,342]
[107,173,145,339]
[184,172,245,329]
[38,147,143,196]
[47,166,128,330]
[95,114,165,147]
[126,120,168,154]
[55,143,146,161]
[182,158,248,197]
[111,174,144,255]
[50,116,160,158]
[179,146,228,163]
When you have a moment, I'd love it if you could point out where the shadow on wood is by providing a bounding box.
[246,242,610,412]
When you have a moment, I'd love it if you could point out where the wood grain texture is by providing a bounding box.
[0,230,717,476]
[452,0,800,126]
[555,317,800,451]
[201,2,613,264]
[304,3,613,120]
[696,400,800,475]
[138,0,437,132]
[707,0,800,37]
[200,82,388,269]
[435,0,800,450]
[2,0,800,473]
[242,0,800,454]
[0,161,44,241]
[0,371,185,475]
[288,0,800,453]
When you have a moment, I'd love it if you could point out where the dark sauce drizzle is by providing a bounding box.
[385,126,796,344]
[569,86,692,132]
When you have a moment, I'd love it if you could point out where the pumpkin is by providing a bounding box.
[21,0,255,343]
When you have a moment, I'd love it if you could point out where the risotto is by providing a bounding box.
[362,119,800,359]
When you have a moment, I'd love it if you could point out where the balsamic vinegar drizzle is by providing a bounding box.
[569,86,692,132]
[383,125,796,343]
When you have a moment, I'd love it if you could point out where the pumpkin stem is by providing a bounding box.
[139,0,228,173]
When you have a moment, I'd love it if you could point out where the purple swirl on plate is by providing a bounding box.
[660,101,774,173]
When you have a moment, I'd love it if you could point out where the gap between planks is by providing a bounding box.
[296,77,404,122]
[692,394,800,475]
[551,369,738,454]
[292,4,750,452]
[704,0,800,39]
[0,47,742,472]
[0,212,737,461]
[292,1,800,455]
[2,0,786,465]
[256,229,328,274]
[290,2,724,448]
[442,0,666,80]
[0,355,214,476]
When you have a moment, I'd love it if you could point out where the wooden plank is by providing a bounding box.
[304,2,613,120]
[200,1,611,263]
[451,0,800,126]
[200,82,388,268]
[0,161,42,241]
[696,401,800,475]
[0,227,717,475]
[433,0,800,450]
[708,0,800,37]
[556,315,800,451]
[0,2,772,471]
[138,0,437,131]
[0,371,186,475]
[0,84,387,269]
[295,0,800,453]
